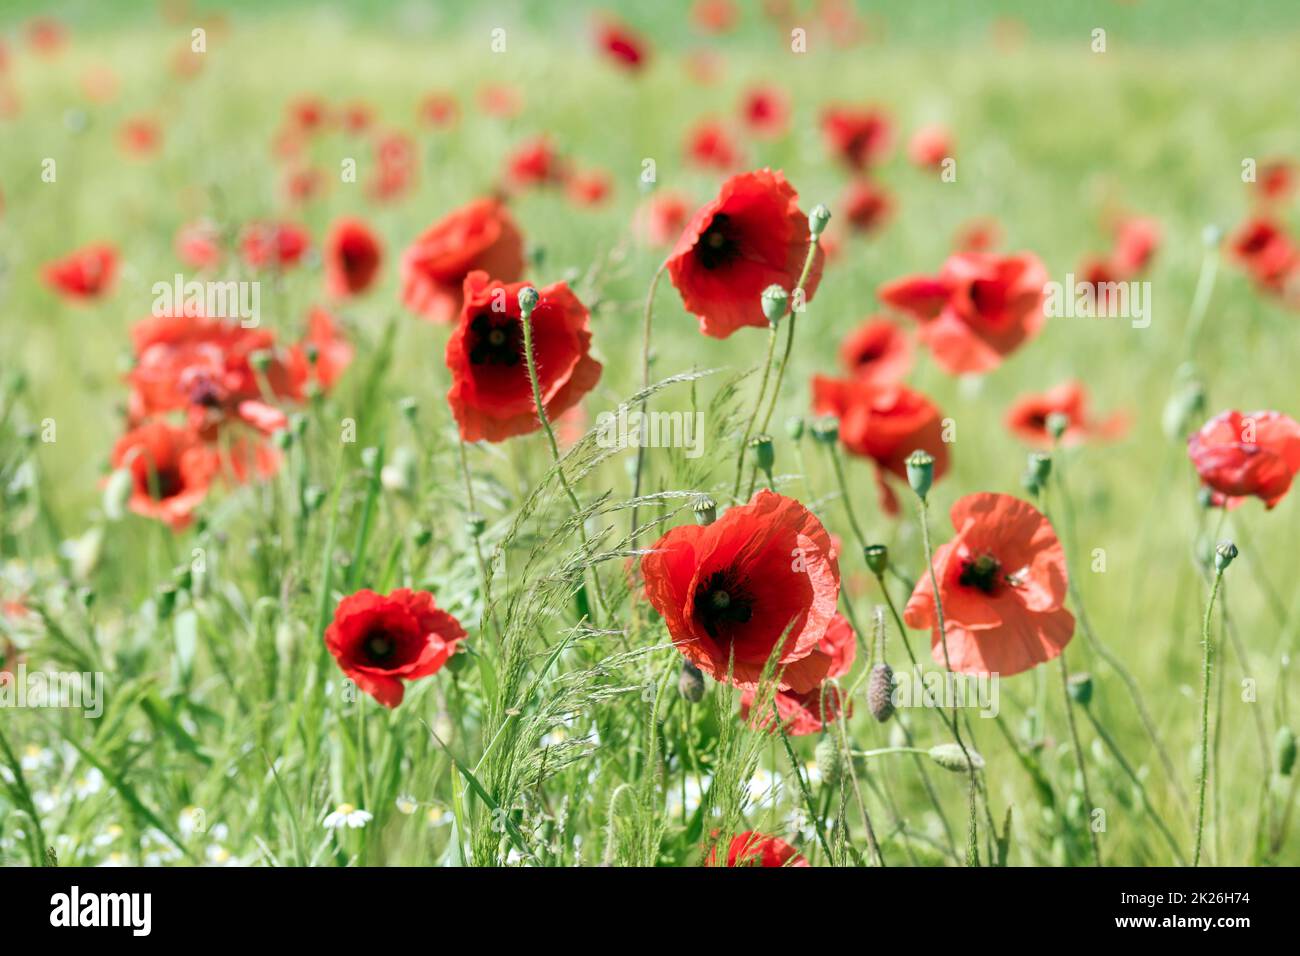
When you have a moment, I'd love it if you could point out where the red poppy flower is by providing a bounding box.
[566,168,612,207]
[43,243,118,302]
[81,66,119,103]
[110,422,220,530]
[953,218,1002,253]
[419,92,459,128]
[693,0,739,33]
[684,119,742,172]
[641,490,840,692]
[1187,409,1300,510]
[175,221,223,270]
[286,96,330,134]
[478,84,522,118]
[811,376,949,515]
[324,588,466,708]
[666,168,824,339]
[820,105,893,170]
[400,198,526,324]
[368,131,418,202]
[445,271,601,443]
[288,306,354,394]
[340,101,373,134]
[739,85,790,139]
[1110,216,1160,276]
[127,313,301,436]
[119,117,161,157]
[1256,159,1295,204]
[739,613,856,735]
[282,166,325,205]
[595,15,649,70]
[838,317,912,386]
[706,831,808,868]
[878,251,1049,375]
[324,218,383,298]
[841,178,892,234]
[505,137,567,189]
[27,18,66,56]
[639,191,691,246]
[1228,217,1296,292]
[907,124,952,169]
[903,493,1074,676]
[240,221,310,270]
[1005,380,1129,448]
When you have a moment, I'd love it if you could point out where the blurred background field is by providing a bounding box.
[1,0,1297,866]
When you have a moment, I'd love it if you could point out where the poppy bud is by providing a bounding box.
[468,512,487,538]
[398,396,418,421]
[1044,413,1070,442]
[1196,486,1215,510]
[1028,452,1052,485]
[693,494,717,526]
[761,284,789,325]
[1276,726,1297,776]
[678,662,706,703]
[810,416,839,445]
[249,349,272,374]
[1214,540,1238,572]
[1067,672,1093,707]
[786,416,804,441]
[863,543,889,576]
[411,523,433,547]
[905,449,934,501]
[868,663,895,722]
[1162,379,1205,441]
[1021,467,1042,497]
[749,434,775,474]
[928,743,985,773]
[815,735,843,785]
[273,427,293,451]
[103,467,134,521]
[517,286,540,316]
[809,203,832,238]
[303,485,325,513]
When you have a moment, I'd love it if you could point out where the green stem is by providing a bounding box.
[630,260,667,545]
[1058,653,1103,866]
[1193,567,1224,867]
[731,326,779,500]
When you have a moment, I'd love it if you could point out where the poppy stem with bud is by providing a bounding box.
[630,259,669,545]
[518,286,608,621]
[731,286,787,500]
[1194,541,1235,866]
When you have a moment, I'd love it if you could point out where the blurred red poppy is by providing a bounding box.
[907,124,952,169]
[1229,216,1296,293]
[240,221,310,270]
[667,168,823,338]
[119,117,161,157]
[324,218,383,298]
[642,490,840,692]
[841,178,892,234]
[325,589,466,708]
[566,168,612,207]
[684,119,742,172]
[838,318,913,386]
[1005,380,1128,447]
[43,243,118,302]
[505,136,567,189]
[1255,159,1294,204]
[110,422,219,530]
[639,191,691,246]
[878,251,1048,374]
[739,85,790,139]
[904,493,1075,676]
[419,92,459,128]
[693,0,739,34]
[953,218,1002,253]
[595,15,650,70]
[1188,409,1300,509]
[820,105,893,170]
[400,198,525,324]
[811,376,949,515]
[706,831,808,867]
[175,221,223,270]
[445,271,602,442]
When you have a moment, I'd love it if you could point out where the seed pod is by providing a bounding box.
[749,434,775,474]
[1067,672,1093,707]
[1276,726,1297,776]
[863,544,889,576]
[785,416,805,441]
[692,495,717,526]
[678,662,706,702]
[928,743,985,773]
[810,416,839,445]
[868,662,895,722]
[905,449,934,501]
[815,736,843,786]
[760,284,790,324]
[1214,540,1238,572]
[809,204,832,238]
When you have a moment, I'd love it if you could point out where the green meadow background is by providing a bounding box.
[0,0,1296,866]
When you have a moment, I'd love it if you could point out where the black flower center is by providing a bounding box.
[364,631,397,664]
[468,312,522,366]
[958,552,1002,594]
[147,467,184,501]
[693,569,754,638]
[695,214,741,270]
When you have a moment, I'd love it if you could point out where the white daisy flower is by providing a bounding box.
[21,745,54,772]
[74,768,104,799]
[395,794,418,815]
[323,803,372,830]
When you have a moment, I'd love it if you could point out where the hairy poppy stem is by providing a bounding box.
[456,436,500,643]
[518,291,608,622]
[732,327,780,500]
[1058,653,1103,865]
[1194,565,1225,867]
[630,260,668,546]
[827,442,870,551]
[756,232,823,441]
